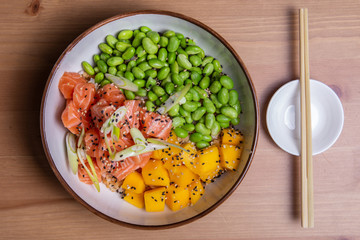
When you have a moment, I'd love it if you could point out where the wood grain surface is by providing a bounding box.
[1,0,359,239]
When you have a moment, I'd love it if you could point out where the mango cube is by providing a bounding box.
[166,184,190,211]
[123,191,144,209]
[219,144,243,170]
[144,187,166,212]
[169,165,198,187]
[221,128,244,146]
[121,171,145,194]
[179,142,198,173]
[142,160,170,187]
[188,179,205,205]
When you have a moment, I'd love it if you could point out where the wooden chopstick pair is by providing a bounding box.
[299,8,314,228]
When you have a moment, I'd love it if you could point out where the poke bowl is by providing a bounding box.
[40,10,259,228]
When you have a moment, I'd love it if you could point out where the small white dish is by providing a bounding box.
[266,79,344,156]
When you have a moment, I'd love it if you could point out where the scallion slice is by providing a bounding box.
[66,132,78,174]
[147,138,189,152]
[112,143,168,162]
[156,83,191,114]
[105,73,139,92]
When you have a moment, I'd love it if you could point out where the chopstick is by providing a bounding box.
[299,8,314,228]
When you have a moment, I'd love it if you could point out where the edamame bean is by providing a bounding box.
[211,121,221,136]
[191,71,202,85]
[176,47,188,57]
[147,90,158,101]
[185,46,202,55]
[201,56,214,67]
[195,122,211,136]
[185,115,193,124]
[190,132,203,143]
[124,71,134,81]
[165,82,175,95]
[161,75,172,87]
[115,41,131,52]
[188,88,200,102]
[116,71,124,77]
[177,54,192,70]
[185,92,192,101]
[124,90,135,100]
[217,88,229,104]
[167,36,180,52]
[196,141,210,149]
[157,66,170,80]
[140,26,151,33]
[179,106,190,117]
[96,60,107,73]
[172,116,185,128]
[184,79,192,86]
[203,98,216,113]
[158,48,168,62]
[100,79,111,87]
[199,76,210,89]
[220,75,234,89]
[170,73,182,86]
[122,47,135,60]
[221,106,238,119]
[107,57,124,67]
[100,53,110,61]
[137,62,151,72]
[198,117,205,124]
[134,29,140,36]
[160,94,169,103]
[94,72,104,83]
[192,107,206,121]
[93,54,100,63]
[135,88,147,97]
[118,29,133,40]
[133,79,146,88]
[106,35,118,48]
[168,104,180,117]
[202,135,212,142]
[146,31,160,44]
[118,63,127,72]
[231,117,240,125]
[218,121,230,128]
[98,43,113,55]
[216,114,231,123]
[170,61,179,74]
[182,101,198,112]
[132,32,146,48]
[145,100,155,112]
[180,38,187,48]
[142,37,158,54]
[148,59,165,69]
[174,127,188,138]
[145,69,157,79]
[108,66,117,75]
[203,63,214,76]
[176,33,184,39]
[81,61,95,75]
[193,86,208,99]
[179,71,190,81]
[94,67,99,73]
[126,60,136,72]
[232,100,242,114]
[182,123,195,132]
[159,36,169,47]
[213,59,222,73]
[147,54,157,60]
[132,67,145,79]
[136,46,146,58]
[152,85,166,97]
[189,55,202,67]
[167,52,176,64]
[229,90,239,106]
[210,94,223,108]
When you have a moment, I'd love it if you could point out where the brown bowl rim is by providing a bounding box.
[40,10,259,229]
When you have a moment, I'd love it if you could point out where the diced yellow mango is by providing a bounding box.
[199,168,223,183]
[163,155,182,170]
[166,130,182,157]
[152,149,165,160]
[221,128,244,146]
[121,171,145,194]
[144,187,166,212]
[169,165,198,187]
[188,179,204,205]
[166,184,190,211]
[219,144,243,170]
[123,191,144,209]
[196,145,220,175]
[179,142,198,173]
[142,160,170,187]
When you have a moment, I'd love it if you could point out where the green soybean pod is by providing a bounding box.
[219,121,230,128]
[165,82,175,95]
[212,71,221,81]
[221,106,238,119]
[148,59,165,69]
[167,36,180,53]
[216,114,231,123]
[116,71,124,77]
[179,71,190,81]
[147,90,158,101]
[180,107,190,117]
[115,41,131,52]
[232,100,242,114]
[159,36,169,47]
[145,69,157,79]
[100,53,110,61]
[163,30,175,38]
[180,38,187,48]
[93,54,100,63]
[100,79,111,87]
[184,92,192,101]
[190,132,203,143]
[191,71,202,85]
[202,135,212,142]
[136,55,146,65]
[107,57,124,67]
[146,31,160,44]
[133,79,146,88]
[169,73,182,86]
[132,32,146,48]
[145,100,156,112]
[105,35,118,48]
[188,88,200,102]
[182,123,195,132]
[185,46,202,55]
[199,76,210,89]
[157,48,167,62]
[187,39,196,46]
[135,88,147,97]
[168,104,180,117]
[203,98,216,113]
[217,88,229,104]
[231,117,240,125]
[220,75,234,89]
[122,47,135,60]
[174,127,188,138]
[185,115,193,124]
[124,71,135,82]
[113,50,121,56]
[210,94,223,108]
[172,116,185,128]
[201,56,214,67]
[198,116,205,124]
[182,101,198,112]
[195,101,202,108]
[197,49,205,59]
[211,121,221,136]
[160,75,172,87]
[94,66,99,73]
[96,60,107,73]
[229,90,239,106]
[147,54,157,60]
[98,43,113,55]
[124,90,135,100]
[140,26,151,33]
[154,99,162,106]
[137,62,151,72]
[136,46,146,57]
[108,66,117,75]
[152,85,166,97]
[118,29,133,40]
[203,63,214,76]
[132,67,145,79]
[193,86,208,99]
[175,32,184,40]
[167,52,176,64]
[189,55,202,67]
[157,66,170,80]
[81,61,95,75]
[118,63,127,72]
[209,81,222,94]
[192,107,206,121]
[191,66,202,75]
[177,54,192,70]
[170,61,179,74]
[176,47,188,57]
[195,122,211,136]
[94,72,104,83]
[142,37,158,54]
[212,59,222,73]
[134,29,140,36]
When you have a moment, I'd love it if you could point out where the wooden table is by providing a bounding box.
[1,0,359,239]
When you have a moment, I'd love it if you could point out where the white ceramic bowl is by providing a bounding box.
[41,10,259,228]
[266,79,344,156]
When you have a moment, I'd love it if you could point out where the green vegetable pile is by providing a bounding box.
[81,26,241,148]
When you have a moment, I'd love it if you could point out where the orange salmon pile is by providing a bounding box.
[59,72,172,185]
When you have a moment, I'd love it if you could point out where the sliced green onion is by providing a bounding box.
[66,132,78,174]
[86,155,100,192]
[130,128,146,145]
[77,148,100,192]
[112,143,168,162]
[100,106,127,134]
[77,127,85,148]
[156,83,191,114]
[112,126,120,142]
[105,73,139,92]
[147,138,188,152]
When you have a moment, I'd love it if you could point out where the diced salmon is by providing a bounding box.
[73,82,96,112]
[61,100,83,135]
[90,98,116,129]
[130,152,152,168]
[58,72,86,99]
[141,111,172,140]
[116,100,142,136]
[97,83,125,108]
[84,128,100,157]
[78,162,102,184]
